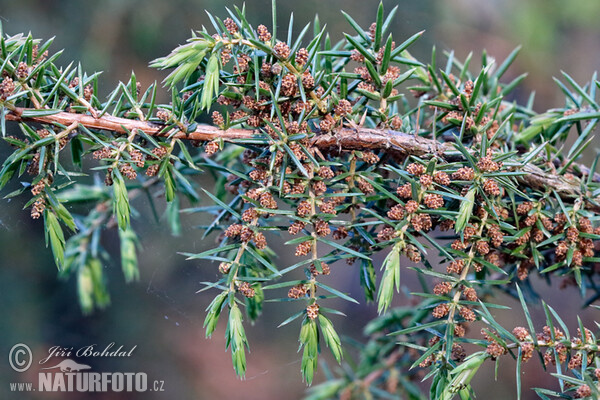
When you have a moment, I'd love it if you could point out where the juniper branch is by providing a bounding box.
[7,106,598,211]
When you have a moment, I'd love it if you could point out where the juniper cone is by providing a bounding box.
[2,2,600,398]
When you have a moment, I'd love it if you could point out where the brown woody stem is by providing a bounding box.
[5,107,598,211]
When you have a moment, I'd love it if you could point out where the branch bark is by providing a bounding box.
[5,107,599,211]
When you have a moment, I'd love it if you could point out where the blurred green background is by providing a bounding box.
[1,0,599,399]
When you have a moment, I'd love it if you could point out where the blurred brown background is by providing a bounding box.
[1,0,599,399]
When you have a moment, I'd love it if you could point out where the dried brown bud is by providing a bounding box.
[218,262,231,274]
[396,183,412,199]
[516,202,534,215]
[257,25,272,42]
[333,227,348,240]
[225,224,243,238]
[368,22,377,41]
[486,341,507,359]
[156,108,170,121]
[483,178,501,196]
[447,259,465,274]
[306,303,319,320]
[205,140,220,156]
[463,225,477,241]
[433,281,453,295]
[288,284,308,299]
[376,227,395,242]
[318,166,335,179]
[417,175,431,189]
[295,241,313,256]
[249,168,268,182]
[432,303,450,318]
[334,99,352,116]
[454,324,466,337]
[16,62,29,79]
[350,49,365,62]
[31,181,45,196]
[520,343,534,362]
[523,214,537,227]
[487,224,504,247]
[424,194,444,209]
[259,192,278,209]
[355,177,374,195]
[301,71,315,89]
[439,219,455,231]
[288,221,305,235]
[411,214,432,231]
[515,230,531,246]
[83,84,93,101]
[532,228,544,243]
[319,201,337,215]
[220,47,232,65]
[406,245,422,262]
[419,356,434,368]
[274,41,291,59]
[295,48,309,66]
[355,66,371,82]
[574,384,592,399]
[129,149,145,168]
[451,239,468,251]
[566,226,579,242]
[475,240,490,255]
[390,115,402,130]
[387,204,405,220]
[451,344,466,362]
[280,73,297,97]
[224,18,239,34]
[579,217,593,233]
[237,281,255,298]
[240,227,254,242]
[37,129,50,139]
[568,353,583,370]
[254,232,267,249]
[119,163,137,180]
[211,111,225,127]
[270,64,283,76]
[319,114,335,132]
[105,169,114,185]
[297,200,312,217]
[31,197,46,219]
[464,80,474,96]
[462,287,478,302]
[555,240,569,257]
[405,200,419,214]
[459,306,476,322]
[309,262,330,276]
[513,327,530,342]
[314,220,331,237]
[406,163,425,176]
[452,167,475,181]
[572,250,583,266]
[312,181,327,196]
[242,208,259,223]
[0,77,15,99]
[543,351,554,366]
[477,156,500,172]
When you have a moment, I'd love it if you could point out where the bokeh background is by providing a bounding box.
[1,0,599,399]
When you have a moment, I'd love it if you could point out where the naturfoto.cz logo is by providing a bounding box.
[8,343,165,393]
